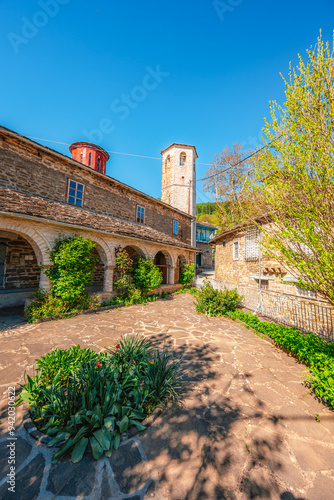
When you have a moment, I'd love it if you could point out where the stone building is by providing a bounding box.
[211,223,334,340]
[195,221,218,268]
[0,126,198,308]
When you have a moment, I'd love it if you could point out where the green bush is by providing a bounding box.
[47,235,98,306]
[17,336,183,463]
[180,263,195,288]
[114,250,162,304]
[195,280,242,316]
[26,235,99,322]
[34,345,99,387]
[25,289,70,322]
[132,257,163,296]
[225,309,334,409]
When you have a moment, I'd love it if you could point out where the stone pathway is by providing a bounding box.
[0,294,334,499]
[195,268,216,288]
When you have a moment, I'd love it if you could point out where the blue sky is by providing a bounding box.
[1,0,333,205]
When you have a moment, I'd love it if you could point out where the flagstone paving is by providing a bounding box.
[0,294,333,499]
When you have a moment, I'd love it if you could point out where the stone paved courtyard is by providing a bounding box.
[0,294,334,499]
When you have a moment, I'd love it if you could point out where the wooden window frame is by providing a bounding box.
[136,205,145,224]
[66,178,86,208]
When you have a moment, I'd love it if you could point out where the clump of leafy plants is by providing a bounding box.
[173,287,198,296]
[26,235,99,322]
[17,335,182,463]
[225,309,334,409]
[113,250,162,305]
[195,280,242,316]
[180,263,196,288]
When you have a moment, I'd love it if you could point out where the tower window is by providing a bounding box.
[173,220,179,235]
[180,152,186,166]
[89,153,92,167]
[67,179,85,207]
[80,151,83,163]
[136,205,145,224]
[233,240,239,260]
[97,156,101,172]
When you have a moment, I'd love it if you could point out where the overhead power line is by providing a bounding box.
[26,136,212,165]
[196,137,280,183]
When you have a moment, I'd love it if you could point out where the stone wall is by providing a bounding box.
[0,134,191,245]
[196,241,213,268]
[3,236,39,289]
[214,229,331,307]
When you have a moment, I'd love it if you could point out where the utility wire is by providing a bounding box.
[26,136,212,165]
[196,137,280,183]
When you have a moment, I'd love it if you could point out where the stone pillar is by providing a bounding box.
[104,265,115,292]
[39,267,51,292]
[169,266,176,285]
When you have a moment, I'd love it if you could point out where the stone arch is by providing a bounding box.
[174,254,187,284]
[86,235,111,267]
[78,233,114,293]
[0,219,51,266]
[123,244,146,259]
[154,249,172,285]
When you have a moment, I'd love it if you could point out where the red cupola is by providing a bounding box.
[69,142,110,175]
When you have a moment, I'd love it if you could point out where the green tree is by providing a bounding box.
[251,33,334,305]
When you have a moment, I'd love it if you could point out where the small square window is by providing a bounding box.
[256,279,269,290]
[233,240,239,260]
[173,220,179,235]
[137,205,145,224]
[67,179,85,207]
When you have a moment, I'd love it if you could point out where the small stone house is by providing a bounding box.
[0,126,198,308]
[210,222,334,340]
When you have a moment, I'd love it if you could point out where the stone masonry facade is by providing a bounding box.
[196,241,214,268]
[0,127,197,308]
[0,129,192,246]
[212,225,334,340]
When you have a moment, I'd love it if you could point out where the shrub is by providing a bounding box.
[25,289,70,323]
[46,235,98,307]
[132,257,163,296]
[26,235,99,322]
[17,336,183,463]
[34,345,99,387]
[114,251,162,303]
[180,263,196,288]
[195,280,242,316]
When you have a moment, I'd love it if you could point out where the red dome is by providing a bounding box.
[69,142,109,175]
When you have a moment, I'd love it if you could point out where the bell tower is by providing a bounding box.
[161,143,197,246]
